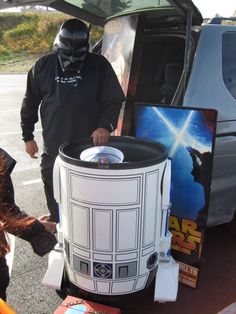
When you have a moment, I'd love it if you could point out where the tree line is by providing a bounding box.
[0,12,103,61]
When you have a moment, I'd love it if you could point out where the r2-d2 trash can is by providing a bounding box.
[43,136,179,302]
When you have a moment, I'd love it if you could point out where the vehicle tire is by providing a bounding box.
[226,215,236,236]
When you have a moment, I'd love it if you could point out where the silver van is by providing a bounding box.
[1,0,236,228]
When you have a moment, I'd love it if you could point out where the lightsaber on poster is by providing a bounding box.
[151,107,209,158]
[136,105,215,222]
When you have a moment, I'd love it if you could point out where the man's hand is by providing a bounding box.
[91,128,110,146]
[25,140,38,159]
[38,215,56,233]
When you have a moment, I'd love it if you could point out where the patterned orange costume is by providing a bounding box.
[0,148,56,300]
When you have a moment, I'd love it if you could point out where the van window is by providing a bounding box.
[65,0,171,18]
[222,32,236,100]
[136,35,185,104]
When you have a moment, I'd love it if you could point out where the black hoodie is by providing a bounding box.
[21,52,125,155]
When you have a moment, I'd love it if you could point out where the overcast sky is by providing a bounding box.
[192,0,236,18]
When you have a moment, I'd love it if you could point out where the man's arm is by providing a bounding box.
[20,66,40,141]
[20,65,42,158]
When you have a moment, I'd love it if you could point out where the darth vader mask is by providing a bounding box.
[53,18,90,73]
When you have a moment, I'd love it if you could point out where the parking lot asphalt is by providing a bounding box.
[78,224,236,314]
[7,221,236,314]
[1,74,236,314]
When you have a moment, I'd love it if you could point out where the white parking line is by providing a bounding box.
[22,178,42,186]
[0,109,19,113]
[0,128,42,136]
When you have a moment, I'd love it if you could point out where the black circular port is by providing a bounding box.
[147,252,158,270]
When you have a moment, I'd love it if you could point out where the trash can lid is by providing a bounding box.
[59,136,167,169]
[80,146,124,164]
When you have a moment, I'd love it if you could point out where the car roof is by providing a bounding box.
[0,0,203,27]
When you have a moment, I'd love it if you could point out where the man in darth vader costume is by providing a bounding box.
[21,19,125,223]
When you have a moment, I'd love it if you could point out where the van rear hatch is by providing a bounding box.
[0,0,203,27]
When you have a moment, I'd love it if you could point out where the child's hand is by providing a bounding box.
[38,215,56,233]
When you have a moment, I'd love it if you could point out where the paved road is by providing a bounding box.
[0,74,61,313]
[1,74,236,314]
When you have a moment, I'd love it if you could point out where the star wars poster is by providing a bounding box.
[135,103,217,288]
[102,16,137,135]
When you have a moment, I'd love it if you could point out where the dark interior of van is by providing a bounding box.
[135,35,185,105]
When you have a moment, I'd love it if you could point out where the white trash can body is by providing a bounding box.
[53,136,171,296]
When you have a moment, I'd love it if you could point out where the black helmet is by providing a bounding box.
[54,18,90,72]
